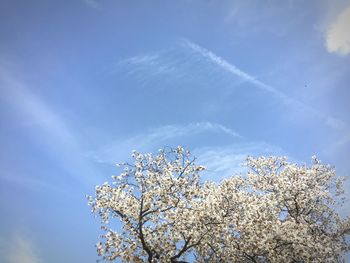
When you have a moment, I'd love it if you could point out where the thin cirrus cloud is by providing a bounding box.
[144,122,241,140]
[83,0,100,9]
[181,39,350,151]
[90,121,286,181]
[116,38,348,134]
[0,70,76,146]
[90,122,241,165]
[326,4,350,56]
[110,38,350,154]
[180,39,348,133]
[194,142,287,181]
[0,67,100,188]
[0,233,41,263]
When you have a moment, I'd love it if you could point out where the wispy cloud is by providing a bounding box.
[125,54,161,66]
[0,233,41,263]
[90,121,287,181]
[223,1,301,37]
[112,39,350,152]
[0,67,100,188]
[113,51,178,83]
[90,122,240,164]
[181,39,282,95]
[180,39,349,132]
[195,142,287,180]
[0,167,78,199]
[146,122,241,139]
[83,0,100,9]
[325,4,350,56]
[116,39,348,133]
[0,171,58,193]
[0,71,76,146]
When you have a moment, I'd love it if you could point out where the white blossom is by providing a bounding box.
[88,147,350,262]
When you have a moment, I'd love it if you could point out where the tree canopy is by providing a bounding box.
[88,147,350,262]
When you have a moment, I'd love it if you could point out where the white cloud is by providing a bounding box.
[90,121,287,182]
[223,1,301,37]
[195,148,247,180]
[326,5,350,55]
[0,73,76,146]
[113,39,350,155]
[90,122,240,164]
[0,171,58,193]
[0,67,100,188]
[116,38,349,135]
[147,122,241,139]
[181,39,349,132]
[126,54,160,65]
[0,66,78,150]
[181,39,280,95]
[83,0,99,9]
[324,132,350,156]
[115,52,176,79]
[195,142,287,181]
[129,122,240,149]
[0,233,41,263]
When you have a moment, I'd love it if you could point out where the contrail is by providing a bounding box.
[181,38,347,132]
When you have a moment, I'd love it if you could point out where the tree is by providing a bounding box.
[88,147,350,262]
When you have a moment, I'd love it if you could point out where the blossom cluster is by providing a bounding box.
[88,147,350,262]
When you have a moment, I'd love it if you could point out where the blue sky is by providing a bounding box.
[0,0,350,262]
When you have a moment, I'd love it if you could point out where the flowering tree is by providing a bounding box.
[88,147,350,262]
